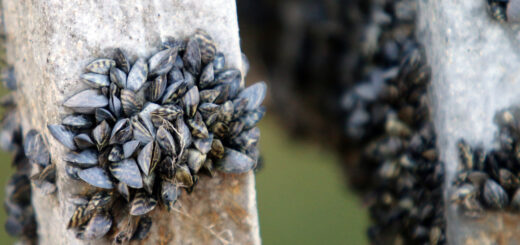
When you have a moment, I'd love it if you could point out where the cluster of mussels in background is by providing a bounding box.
[43,29,266,242]
[451,107,520,218]
[341,1,445,243]
[239,0,446,244]
[0,70,49,245]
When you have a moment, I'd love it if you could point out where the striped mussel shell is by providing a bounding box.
[45,29,267,240]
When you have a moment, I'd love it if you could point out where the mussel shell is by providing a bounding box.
[219,100,234,123]
[132,115,154,144]
[117,182,131,202]
[114,48,131,73]
[212,52,225,72]
[108,145,124,162]
[92,120,111,151]
[110,67,127,89]
[187,112,209,139]
[86,59,116,75]
[80,73,110,88]
[175,164,193,187]
[161,180,180,210]
[175,118,192,149]
[85,191,113,213]
[109,118,133,145]
[123,140,140,159]
[156,126,176,156]
[168,68,184,85]
[148,48,177,76]
[130,192,157,216]
[199,89,220,104]
[121,89,143,117]
[183,37,202,75]
[193,29,216,64]
[241,106,266,130]
[209,139,225,159]
[126,58,148,92]
[24,129,50,166]
[199,63,215,88]
[95,109,116,126]
[110,159,143,189]
[143,172,156,194]
[64,89,109,114]
[78,167,114,189]
[77,212,112,240]
[65,149,99,167]
[216,148,256,173]
[187,149,206,173]
[193,133,213,154]
[231,127,260,151]
[150,105,182,125]
[482,179,509,209]
[62,115,93,129]
[237,81,267,111]
[47,124,76,151]
[147,74,167,102]
[182,86,200,118]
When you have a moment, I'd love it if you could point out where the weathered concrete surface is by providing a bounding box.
[2,0,260,244]
[418,0,520,244]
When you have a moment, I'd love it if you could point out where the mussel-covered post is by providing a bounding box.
[2,0,261,244]
[419,0,520,244]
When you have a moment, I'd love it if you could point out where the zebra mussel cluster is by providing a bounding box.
[451,107,520,217]
[350,47,445,245]
[341,1,446,244]
[0,69,50,244]
[47,29,266,241]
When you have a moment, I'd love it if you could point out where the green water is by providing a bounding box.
[257,117,368,245]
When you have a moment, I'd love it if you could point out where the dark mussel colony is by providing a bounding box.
[0,69,55,244]
[45,29,266,241]
[451,107,520,217]
[342,1,446,244]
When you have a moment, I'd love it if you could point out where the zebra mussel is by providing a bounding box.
[48,29,266,241]
[452,106,520,216]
